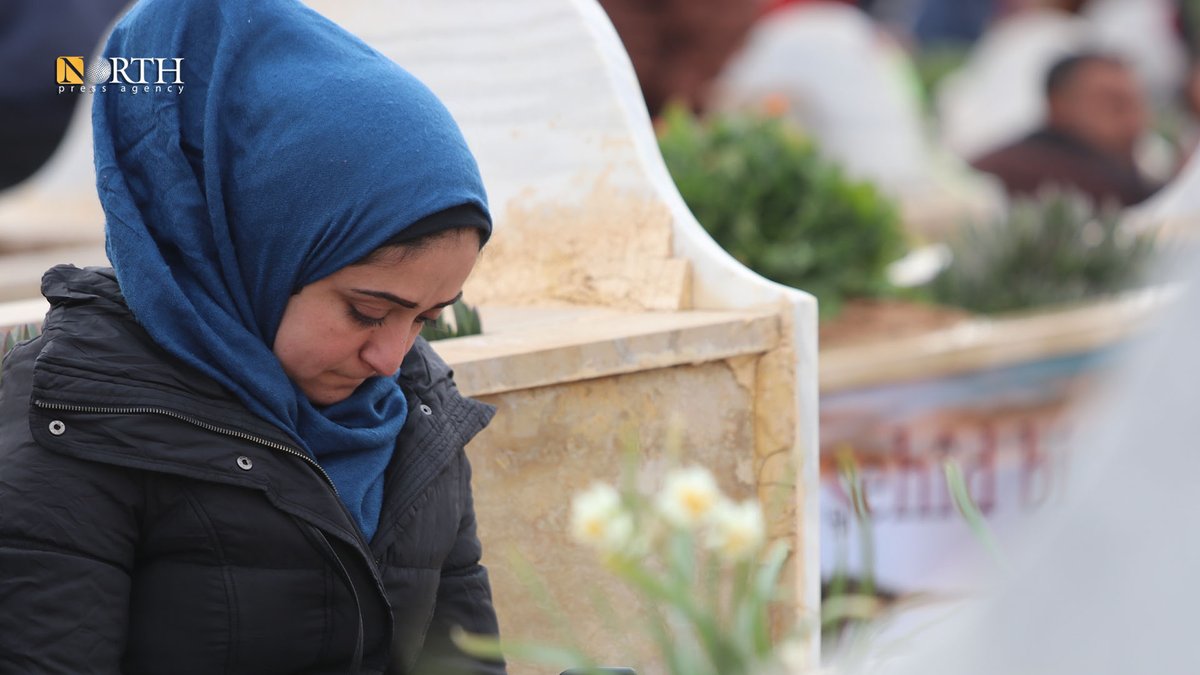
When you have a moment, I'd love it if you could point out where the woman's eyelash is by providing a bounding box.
[347,305,386,328]
[347,305,437,328]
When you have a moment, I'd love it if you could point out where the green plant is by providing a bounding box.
[944,461,1009,573]
[822,449,887,663]
[658,105,908,317]
[928,189,1157,314]
[419,299,482,341]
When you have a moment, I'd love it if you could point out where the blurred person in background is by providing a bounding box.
[763,0,877,14]
[598,0,761,116]
[913,0,998,48]
[914,0,1111,43]
[972,52,1160,207]
[0,0,126,190]
[874,0,1087,47]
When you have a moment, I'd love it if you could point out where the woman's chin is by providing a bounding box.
[303,380,361,408]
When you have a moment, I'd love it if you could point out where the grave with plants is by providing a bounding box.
[656,105,1161,342]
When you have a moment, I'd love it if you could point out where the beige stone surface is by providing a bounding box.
[466,182,693,311]
[437,305,779,396]
[468,358,769,674]
[435,301,812,667]
[750,318,807,632]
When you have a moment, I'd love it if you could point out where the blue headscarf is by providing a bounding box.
[92,0,491,541]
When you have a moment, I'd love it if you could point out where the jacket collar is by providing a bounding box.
[28,265,494,546]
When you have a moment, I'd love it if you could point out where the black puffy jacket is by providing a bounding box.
[0,266,505,675]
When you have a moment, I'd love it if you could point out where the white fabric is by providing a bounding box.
[870,249,1200,674]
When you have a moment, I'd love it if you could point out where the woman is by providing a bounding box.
[0,0,504,673]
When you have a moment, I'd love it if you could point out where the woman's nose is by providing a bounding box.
[361,322,421,376]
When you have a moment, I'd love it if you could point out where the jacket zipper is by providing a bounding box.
[33,399,340,496]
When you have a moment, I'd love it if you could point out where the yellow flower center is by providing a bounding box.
[682,489,712,516]
[583,518,605,539]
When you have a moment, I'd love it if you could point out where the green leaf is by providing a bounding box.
[748,541,791,656]
[610,557,742,674]
[836,449,876,597]
[820,593,886,625]
[943,461,1011,573]
[667,528,696,590]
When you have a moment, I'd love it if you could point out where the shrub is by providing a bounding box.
[928,189,1158,314]
[658,105,907,317]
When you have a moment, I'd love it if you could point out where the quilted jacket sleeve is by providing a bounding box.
[412,450,506,675]
[0,343,141,674]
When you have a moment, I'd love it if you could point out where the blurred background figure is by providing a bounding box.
[711,2,932,191]
[912,0,997,49]
[935,0,1185,171]
[595,0,761,116]
[973,53,1160,206]
[874,0,1083,50]
[0,0,127,190]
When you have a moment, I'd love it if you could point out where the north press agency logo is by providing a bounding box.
[56,56,185,95]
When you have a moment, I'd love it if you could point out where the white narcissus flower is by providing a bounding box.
[706,498,765,560]
[775,638,811,673]
[570,482,633,552]
[657,466,723,529]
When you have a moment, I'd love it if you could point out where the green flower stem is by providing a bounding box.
[611,555,742,674]
[943,461,1012,573]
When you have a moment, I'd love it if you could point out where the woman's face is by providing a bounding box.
[273,230,480,406]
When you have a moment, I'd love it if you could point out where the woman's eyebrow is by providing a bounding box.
[350,288,462,309]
